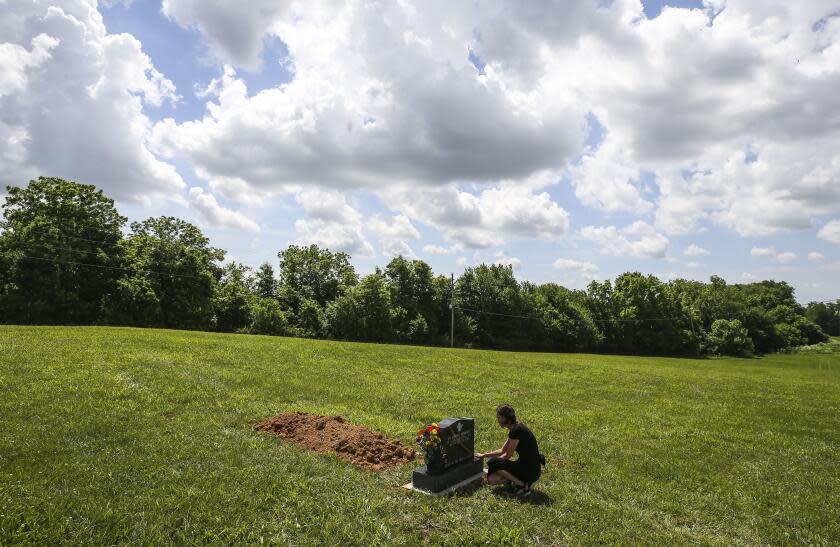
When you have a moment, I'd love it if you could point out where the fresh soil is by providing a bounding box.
[253,411,415,470]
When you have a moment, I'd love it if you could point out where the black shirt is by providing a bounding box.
[509,423,540,468]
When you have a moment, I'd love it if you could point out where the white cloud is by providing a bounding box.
[683,244,710,256]
[386,184,569,249]
[776,251,797,264]
[296,188,360,224]
[161,0,290,69]
[368,214,419,258]
[818,219,840,244]
[0,33,58,97]
[741,272,756,282]
[0,1,183,202]
[808,252,825,262]
[752,246,797,263]
[423,244,453,255]
[493,255,521,270]
[368,215,419,240]
[293,189,373,256]
[553,258,599,275]
[150,2,586,195]
[570,131,653,214]
[686,261,703,269]
[381,239,416,259]
[189,187,259,232]
[580,221,669,259]
[751,247,776,257]
[150,1,840,244]
[295,218,373,257]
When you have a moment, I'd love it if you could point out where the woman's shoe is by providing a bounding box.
[514,483,532,496]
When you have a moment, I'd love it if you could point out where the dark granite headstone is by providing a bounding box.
[412,416,483,494]
[437,417,474,470]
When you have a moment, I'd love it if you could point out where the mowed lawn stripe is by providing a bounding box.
[1,326,838,545]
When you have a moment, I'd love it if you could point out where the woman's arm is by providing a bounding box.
[477,438,518,459]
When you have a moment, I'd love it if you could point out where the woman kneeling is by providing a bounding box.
[476,404,543,495]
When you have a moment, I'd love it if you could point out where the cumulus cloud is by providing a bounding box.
[368,214,419,258]
[751,246,798,263]
[570,131,653,214]
[751,247,776,258]
[188,187,259,232]
[6,0,840,279]
[580,221,669,259]
[683,244,710,256]
[151,0,840,244]
[385,184,569,249]
[149,2,586,196]
[776,251,797,264]
[380,239,416,259]
[0,1,183,202]
[818,219,840,244]
[368,215,420,240]
[293,189,373,256]
[161,0,290,69]
[553,258,599,276]
[493,254,521,270]
[423,244,453,255]
[808,251,825,262]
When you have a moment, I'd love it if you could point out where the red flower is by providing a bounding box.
[426,425,434,432]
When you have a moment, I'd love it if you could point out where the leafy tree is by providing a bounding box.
[588,273,693,355]
[0,177,126,324]
[213,262,254,332]
[105,217,223,330]
[325,272,394,342]
[805,301,840,336]
[455,264,533,349]
[528,283,602,352]
[296,297,324,338]
[254,262,277,299]
[407,314,429,344]
[249,298,289,336]
[384,256,440,343]
[277,245,357,314]
[707,319,755,356]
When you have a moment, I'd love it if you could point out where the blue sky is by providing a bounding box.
[4,0,840,302]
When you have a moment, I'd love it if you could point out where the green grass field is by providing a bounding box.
[1,326,839,545]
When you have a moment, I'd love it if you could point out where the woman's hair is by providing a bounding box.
[495,404,517,425]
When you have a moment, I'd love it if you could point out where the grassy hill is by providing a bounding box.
[1,326,838,545]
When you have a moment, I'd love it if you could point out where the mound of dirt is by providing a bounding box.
[253,411,415,470]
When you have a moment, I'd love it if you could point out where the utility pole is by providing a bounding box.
[450,272,454,348]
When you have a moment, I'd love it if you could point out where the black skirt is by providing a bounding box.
[486,456,541,483]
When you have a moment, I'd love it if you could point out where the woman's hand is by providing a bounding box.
[475,452,485,459]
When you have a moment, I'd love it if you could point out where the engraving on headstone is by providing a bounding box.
[437,417,474,469]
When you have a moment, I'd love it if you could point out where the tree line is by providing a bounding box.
[1,177,836,356]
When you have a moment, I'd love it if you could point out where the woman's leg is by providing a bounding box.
[485,457,524,487]
[486,472,508,485]
[495,470,524,487]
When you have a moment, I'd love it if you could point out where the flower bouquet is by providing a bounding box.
[416,422,443,472]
